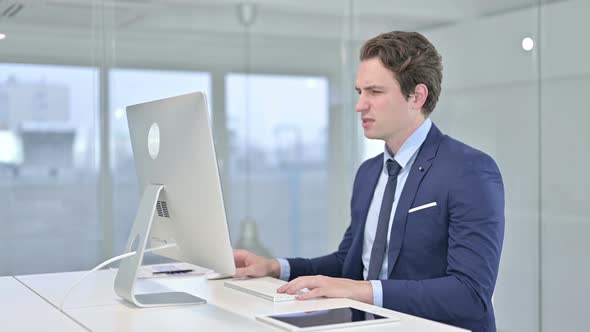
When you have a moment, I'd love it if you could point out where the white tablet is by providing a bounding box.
[256,306,399,331]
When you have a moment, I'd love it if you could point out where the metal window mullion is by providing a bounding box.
[94,0,114,263]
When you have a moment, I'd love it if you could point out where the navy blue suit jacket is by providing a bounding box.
[287,124,505,332]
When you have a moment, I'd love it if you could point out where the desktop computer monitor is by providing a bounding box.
[114,91,235,307]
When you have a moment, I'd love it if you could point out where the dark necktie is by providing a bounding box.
[367,158,402,280]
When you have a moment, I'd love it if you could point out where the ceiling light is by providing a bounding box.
[0,33,6,40]
[306,79,318,89]
[115,108,125,119]
[522,37,534,51]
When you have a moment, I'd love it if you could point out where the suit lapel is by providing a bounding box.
[387,124,443,277]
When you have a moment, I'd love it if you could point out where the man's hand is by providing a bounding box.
[233,249,280,278]
[277,275,374,304]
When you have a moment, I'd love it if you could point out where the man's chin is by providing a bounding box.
[363,131,381,140]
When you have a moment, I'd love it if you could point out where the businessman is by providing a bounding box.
[233,31,505,332]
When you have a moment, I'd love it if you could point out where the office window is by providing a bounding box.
[225,73,329,258]
[109,68,211,254]
[363,139,384,161]
[0,63,99,275]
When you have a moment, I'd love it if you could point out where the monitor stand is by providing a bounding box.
[114,184,206,307]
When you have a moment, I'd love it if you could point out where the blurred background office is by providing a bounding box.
[0,0,588,331]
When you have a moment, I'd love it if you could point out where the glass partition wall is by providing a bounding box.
[1,1,588,331]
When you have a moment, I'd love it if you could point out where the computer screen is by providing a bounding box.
[114,91,235,307]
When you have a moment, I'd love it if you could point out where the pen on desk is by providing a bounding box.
[153,269,194,275]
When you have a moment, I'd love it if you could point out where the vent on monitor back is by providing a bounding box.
[156,200,170,218]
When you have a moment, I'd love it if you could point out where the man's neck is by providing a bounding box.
[385,117,426,155]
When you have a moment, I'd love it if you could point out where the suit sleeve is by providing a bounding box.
[381,153,505,322]
[286,223,353,279]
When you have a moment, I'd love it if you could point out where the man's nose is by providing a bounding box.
[355,96,368,112]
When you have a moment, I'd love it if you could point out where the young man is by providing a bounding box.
[233,31,504,332]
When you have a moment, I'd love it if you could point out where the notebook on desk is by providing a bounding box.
[224,277,305,302]
[131,263,231,279]
[134,262,211,278]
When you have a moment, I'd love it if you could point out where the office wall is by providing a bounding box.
[539,2,590,330]
[425,1,590,330]
[1,1,588,331]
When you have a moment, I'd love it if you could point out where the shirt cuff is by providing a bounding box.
[276,258,291,281]
[369,280,383,307]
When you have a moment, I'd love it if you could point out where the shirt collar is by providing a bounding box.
[383,118,432,173]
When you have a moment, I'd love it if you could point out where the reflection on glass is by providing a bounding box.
[0,63,98,275]
[226,73,329,257]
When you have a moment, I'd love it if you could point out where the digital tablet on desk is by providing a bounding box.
[256,306,399,331]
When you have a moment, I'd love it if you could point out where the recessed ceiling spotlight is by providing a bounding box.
[0,33,6,40]
[522,37,534,51]
[115,108,125,119]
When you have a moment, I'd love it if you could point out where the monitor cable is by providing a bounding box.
[58,243,177,311]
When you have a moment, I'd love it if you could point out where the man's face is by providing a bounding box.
[355,58,423,144]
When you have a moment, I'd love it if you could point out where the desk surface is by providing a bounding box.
[0,276,85,331]
[16,270,467,332]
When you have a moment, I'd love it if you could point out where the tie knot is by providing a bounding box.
[386,159,402,177]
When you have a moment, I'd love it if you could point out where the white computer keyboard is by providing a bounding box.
[224,277,304,302]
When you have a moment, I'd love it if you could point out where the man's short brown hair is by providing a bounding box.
[360,31,443,116]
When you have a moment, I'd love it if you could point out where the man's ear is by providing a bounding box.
[411,83,428,111]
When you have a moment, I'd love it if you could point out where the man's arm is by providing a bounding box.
[285,157,376,279]
[233,221,355,280]
[233,157,375,283]
[286,222,354,279]
[381,153,505,321]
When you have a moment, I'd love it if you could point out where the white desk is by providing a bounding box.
[0,276,85,331]
[16,270,467,332]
